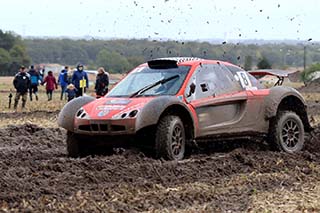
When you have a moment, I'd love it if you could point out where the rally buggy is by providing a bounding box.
[58,57,312,160]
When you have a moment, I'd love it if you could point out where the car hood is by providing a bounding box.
[82,97,154,119]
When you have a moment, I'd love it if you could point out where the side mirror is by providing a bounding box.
[186,83,196,98]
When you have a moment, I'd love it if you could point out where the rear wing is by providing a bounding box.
[248,69,298,86]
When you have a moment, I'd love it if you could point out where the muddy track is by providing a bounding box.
[0,123,320,212]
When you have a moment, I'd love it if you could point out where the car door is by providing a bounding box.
[185,63,254,138]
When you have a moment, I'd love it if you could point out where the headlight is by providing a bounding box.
[113,109,139,119]
[128,110,138,117]
[76,108,90,119]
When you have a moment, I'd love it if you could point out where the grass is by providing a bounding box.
[1,90,73,112]
[0,91,66,128]
[0,77,14,91]
[0,75,101,112]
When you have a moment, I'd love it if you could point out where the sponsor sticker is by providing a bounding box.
[97,105,126,110]
[97,110,109,117]
[105,99,131,105]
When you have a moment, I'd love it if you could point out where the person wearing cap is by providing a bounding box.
[28,65,41,101]
[58,66,69,100]
[71,64,89,97]
[13,65,31,109]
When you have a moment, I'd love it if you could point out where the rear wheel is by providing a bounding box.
[155,115,186,160]
[268,111,304,153]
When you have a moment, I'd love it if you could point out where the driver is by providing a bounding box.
[155,73,179,94]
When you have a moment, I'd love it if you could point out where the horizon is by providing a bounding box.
[20,35,318,45]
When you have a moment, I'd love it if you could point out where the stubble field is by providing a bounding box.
[0,76,320,212]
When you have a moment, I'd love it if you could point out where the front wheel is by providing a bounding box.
[155,115,186,160]
[268,111,304,153]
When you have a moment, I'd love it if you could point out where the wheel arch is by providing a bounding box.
[135,96,195,141]
[158,104,195,141]
[264,87,312,132]
[58,96,95,132]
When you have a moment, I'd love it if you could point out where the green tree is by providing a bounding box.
[0,48,11,75]
[257,57,272,69]
[127,56,144,69]
[96,49,131,73]
[0,30,16,50]
[0,30,31,76]
[244,55,252,71]
[9,44,31,66]
[61,45,89,65]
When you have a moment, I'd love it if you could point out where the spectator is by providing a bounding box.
[28,65,41,101]
[13,65,31,109]
[72,64,89,97]
[65,83,78,102]
[58,66,69,100]
[39,66,45,82]
[95,67,109,98]
[42,71,58,101]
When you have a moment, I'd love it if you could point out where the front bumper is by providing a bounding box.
[74,118,136,135]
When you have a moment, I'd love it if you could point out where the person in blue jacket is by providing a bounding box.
[58,66,69,100]
[72,64,89,97]
[28,65,41,101]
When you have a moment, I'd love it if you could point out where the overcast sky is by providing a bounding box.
[0,0,319,41]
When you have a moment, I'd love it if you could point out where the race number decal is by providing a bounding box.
[236,71,252,89]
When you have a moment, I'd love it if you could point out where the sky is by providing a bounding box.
[0,0,319,42]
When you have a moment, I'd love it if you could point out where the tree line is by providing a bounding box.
[0,30,31,75]
[24,38,320,73]
[1,29,320,76]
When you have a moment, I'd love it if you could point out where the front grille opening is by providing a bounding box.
[91,124,99,131]
[79,125,91,131]
[110,125,126,131]
[100,124,108,131]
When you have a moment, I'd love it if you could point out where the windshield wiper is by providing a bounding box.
[129,75,179,98]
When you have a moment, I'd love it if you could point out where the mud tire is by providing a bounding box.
[268,111,304,153]
[66,131,82,157]
[155,115,186,160]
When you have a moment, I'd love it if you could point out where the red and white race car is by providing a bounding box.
[58,57,312,160]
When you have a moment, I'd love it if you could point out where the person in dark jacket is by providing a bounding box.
[72,64,89,97]
[42,71,58,101]
[95,67,109,98]
[13,65,31,109]
[28,65,41,101]
[58,66,69,100]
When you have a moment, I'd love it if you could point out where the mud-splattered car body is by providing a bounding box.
[58,57,312,160]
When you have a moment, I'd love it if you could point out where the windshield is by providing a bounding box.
[107,65,191,97]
